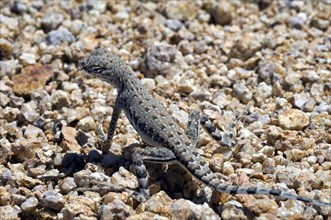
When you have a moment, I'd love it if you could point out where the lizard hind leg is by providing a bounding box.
[132,146,176,201]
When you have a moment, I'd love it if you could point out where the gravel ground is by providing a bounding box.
[0,0,330,219]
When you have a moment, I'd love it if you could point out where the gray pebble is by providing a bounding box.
[41,12,64,32]
[46,27,75,46]
[0,92,10,107]
[21,197,38,212]
[233,83,252,103]
[166,19,182,31]
[20,101,38,123]
[59,177,77,194]
[41,191,65,211]
[101,199,135,220]
[51,90,71,109]
[289,13,307,29]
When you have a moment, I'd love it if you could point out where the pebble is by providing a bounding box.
[0,59,19,77]
[101,199,135,220]
[41,11,64,32]
[189,88,212,101]
[11,65,53,97]
[21,197,38,212]
[278,109,310,130]
[206,2,233,25]
[233,83,252,103]
[165,1,198,21]
[170,199,220,220]
[1,1,330,219]
[140,42,178,78]
[62,195,96,219]
[0,205,20,220]
[51,90,71,109]
[59,177,77,194]
[289,13,307,29]
[20,101,38,123]
[19,53,36,65]
[0,38,13,59]
[46,27,75,45]
[60,126,81,152]
[111,167,139,190]
[77,116,96,132]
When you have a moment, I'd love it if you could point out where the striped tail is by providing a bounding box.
[182,151,331,207]
[214,184,331,207]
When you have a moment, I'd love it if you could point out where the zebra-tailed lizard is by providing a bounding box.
[79,48,330,207]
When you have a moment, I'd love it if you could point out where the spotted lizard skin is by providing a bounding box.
[79,48,330,207]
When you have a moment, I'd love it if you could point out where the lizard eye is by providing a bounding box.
[92,66,103,73]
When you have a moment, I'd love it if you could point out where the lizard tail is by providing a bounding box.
[214,183,331,207]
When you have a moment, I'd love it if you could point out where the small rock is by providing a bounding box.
[59,177,77,194]
[0,38,13,59]
[233,83,252,103]
[51,90,71,109]
[206,2,233,25]
[166,19,182,31]
[178,40,193,55]
[20,101,39,123]
[100,199,135,220]
[127,212,168,220]
[41,191,65,211]
[170,199,219,220]
[140,78,156,92]
[0,205,20,220]
[177,77,194,94]
[190,88,212,101]
[19,53,36,65]
[62,195,96,219]
[256,82,272,100]
[0,138,12,164]
[138,191,172,217]
[60,126,81,152]
[10,1,27,14]
[10,95,25,108]
[262,158,275,174]
[313,102,330,113]
[111,167,138,190]
[193,41,208,54]
[221,202,246,220]
[21,197,38,212]
[289,13,307,29]
[46,27,75,45]
[24,124,47,142]
[0,186,10,206]
[11,139,43,161]
[222,161,234,175]
[67,107,89,123]
[0,93,10,107]
[3,107,19,122]
[278,109,310,130]
[12,65,53,97]
[284,72,303,92]
[292,92,311,110]
[77,116,96,132]
[41,11,64,32]
[0,59,19,77]
[165,1,198,21]
[140,42,178,78]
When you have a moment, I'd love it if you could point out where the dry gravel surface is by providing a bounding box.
[0,0,330,219]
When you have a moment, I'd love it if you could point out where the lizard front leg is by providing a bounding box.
[102,97,122,154]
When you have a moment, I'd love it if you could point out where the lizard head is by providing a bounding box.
[79,48,129,87]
